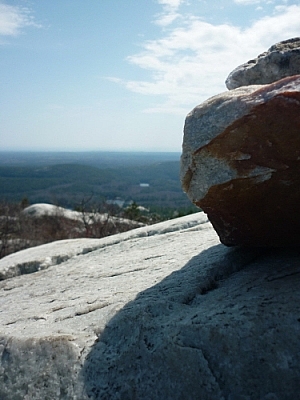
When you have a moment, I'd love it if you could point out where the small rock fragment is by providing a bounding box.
[226,37,300,89]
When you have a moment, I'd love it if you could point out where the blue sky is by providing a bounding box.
[0,0,299,152]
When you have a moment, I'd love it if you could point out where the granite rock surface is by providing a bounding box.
[1,213,300,399]
[226,37,300,89]
[181,75,300,246]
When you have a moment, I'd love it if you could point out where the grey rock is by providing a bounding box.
[226,37,300,89]
[1,213,300,399]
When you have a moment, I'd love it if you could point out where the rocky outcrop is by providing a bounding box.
[23,203,144,228]
[1,212,300,399]
[181,75,300,246]
[226,37,300,89]
[0,212,206,280]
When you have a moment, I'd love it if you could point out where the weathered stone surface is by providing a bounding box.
[181,75,300,246]
[226,37,300,89]
[1,213,300,399]
[0,212,206,281]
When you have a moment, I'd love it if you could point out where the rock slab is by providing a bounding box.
[181,75,300,246]
[226,37,300,89]
[1,213,300,399]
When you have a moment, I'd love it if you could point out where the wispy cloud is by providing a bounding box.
[233,0,276,4]
[234,0,262,4]
[0,2,39,37]
[115,2,300,114]
[154,0,186,26]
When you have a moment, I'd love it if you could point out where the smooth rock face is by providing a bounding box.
[1,213,300,399]
[181,75,300,246]
[226,37,300,89]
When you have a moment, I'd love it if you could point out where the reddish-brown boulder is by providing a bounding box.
[181,75,300,246]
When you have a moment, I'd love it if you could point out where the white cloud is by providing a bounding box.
[234,0,261,4]
[157,0,183,7]
[116,3,300,114]
[234,0,280,5]
[154,0,186,26]
[0,2,38,37]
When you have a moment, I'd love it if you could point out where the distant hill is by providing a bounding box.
[0,151,181,168]
[0,152,197,213]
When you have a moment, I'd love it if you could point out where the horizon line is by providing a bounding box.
[0,149,182,154]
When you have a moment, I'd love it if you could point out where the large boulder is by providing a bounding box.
[1,213,300,399]
[226,37,300,89]
[181,75,300,246]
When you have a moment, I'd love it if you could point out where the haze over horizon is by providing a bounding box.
[1,0,299,152]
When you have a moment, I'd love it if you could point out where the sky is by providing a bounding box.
[0,0,299,152]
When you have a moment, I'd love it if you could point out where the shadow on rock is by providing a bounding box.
[82,244,300,400]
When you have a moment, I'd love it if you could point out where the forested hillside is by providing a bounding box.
[0,152,197,215]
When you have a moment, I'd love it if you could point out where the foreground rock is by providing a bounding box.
[226,37,300,89]
[181,75,300,246]
[1,212,300,399]
[0,212,205,281]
